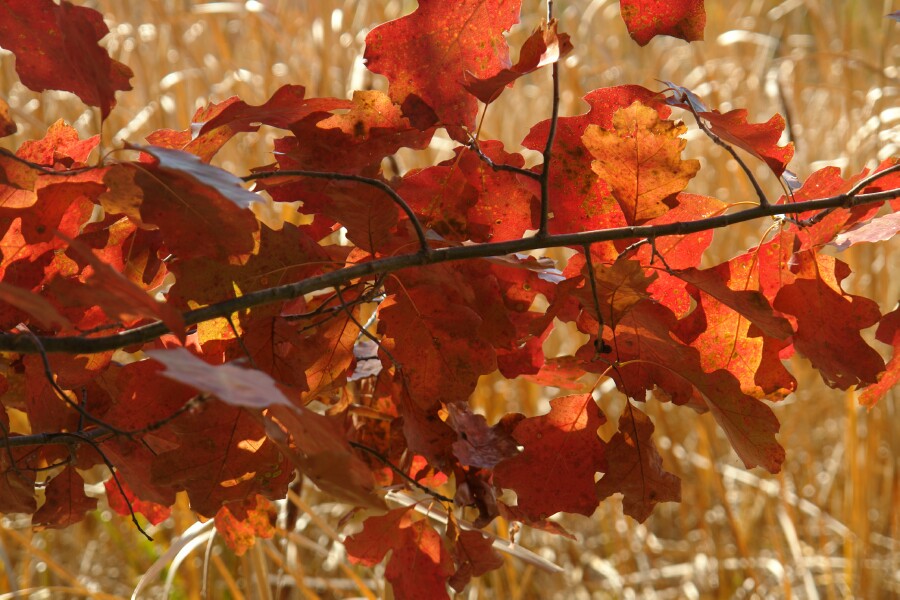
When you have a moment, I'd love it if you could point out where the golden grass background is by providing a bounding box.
[1,0,898,597]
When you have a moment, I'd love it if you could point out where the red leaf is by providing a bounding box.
[345,507,454,600]
[0,97,14,138]
[262,404,385,509]
[379,282,496,406]
[833,212,900,249]
[49,235,185,339]
[214,496,275,556]
[364,0,522,138]
[494,394,606,519]
[104,477,171,526]
[523,86,669,240]
[773,252,884,389]
[620,0,706,46]
[446,403,519,469]
[584,101,700,225]
[0,282,71,330]
[0,0,133,118]
[464,19,573,104]
[667,86,794,177]
[17,120,99,167]
[128,144,261,210]
[33,466,97,529]
[150,400,292,517]
[859,307,900,408]
[595,406,680,522]
[581,300,785,472]
[636,193,725,269]
[147,348,292,409]
[0,445,37,514]
[448,526,504,592]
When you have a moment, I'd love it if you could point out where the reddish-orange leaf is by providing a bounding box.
[596,406,680,522]
[33,466,97,529]
[150,400,292,518]
[214,496,275,556]
[0,97,14,138]
[584,101,700,225]
[575,257,656,329]
[104,477,171,526]
[345,506,454,600]
[379,283,496,406]
[49,235,185,339]
[448,525,504,592]
[523,86,668,240]
[0,0,133,118]
[773,252,884,389]
[17,120,99,167]
[637,193,725,269]
[464,19,573,104]
[364,0,521,137]
[674,257,796,400]
[859,307,900,408]
[581,300,785,472]
[700,109,793,177]
[620,0,705,46]
[0,281,71,330]
[494,394,606,520]
[147,347,292,409]
[262,404,385,509]
[0,445,37,514]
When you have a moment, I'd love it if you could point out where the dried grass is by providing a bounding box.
[0,0,898,598]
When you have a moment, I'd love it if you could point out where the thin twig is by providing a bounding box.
[0,188,897,355]
[465,136,541,181]
[582,245,612,355]
[348,441,453,503]
[678,99,771,207]
[538,1,561,236]
[243,169,431,255]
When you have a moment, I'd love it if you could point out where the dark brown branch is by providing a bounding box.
[0,188,897,355]
[243,169,431,255]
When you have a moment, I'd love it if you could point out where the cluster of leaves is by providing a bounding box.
[0,0,898,596]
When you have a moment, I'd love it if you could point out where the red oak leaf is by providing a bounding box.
[379,283,496,406]
[523,85,669,240]
[104,477,171,526]
[464,19,573,104]
[859,307,900,408]
[620,0,706,46]
[494,394,606,520]
[146,347,292,409]
[637,193,725,269]
[345,507,454,600]
[584,101,700,224]
[33,466,97,529]
[129,144,260,210]
[0,282,71,330]
[214,496,275,556]
[595,406,680,522]
[0,445,37,514]
[17,120,100,168]
[150,400,293,518]
[0,97,14,138]
[448,524,504,592]
[581,300,785,472]
[364,0,522,138]
[0,0,133,118]
[773,252,884,389]
[446,403,519,469]
[261,404,385,509]
[49,235,185,340]
[674,256,796,400]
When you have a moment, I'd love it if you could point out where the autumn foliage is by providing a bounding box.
[0,0,898,597]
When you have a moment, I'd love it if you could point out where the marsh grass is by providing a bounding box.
[0,0,897,597]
